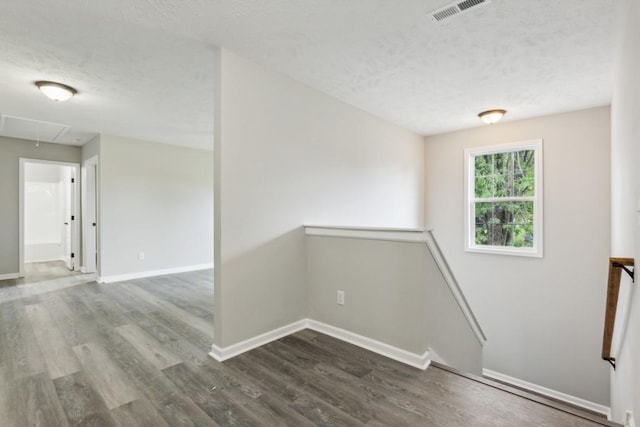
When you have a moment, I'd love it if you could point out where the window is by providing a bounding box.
[464,139,543,257]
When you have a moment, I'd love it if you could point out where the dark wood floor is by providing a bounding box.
[0,269,614,426]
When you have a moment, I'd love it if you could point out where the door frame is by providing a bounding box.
[81,155,99,274]
[19,158,81,277]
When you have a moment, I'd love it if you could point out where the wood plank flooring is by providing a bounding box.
[0,260,82,288]
[0,268,617,426]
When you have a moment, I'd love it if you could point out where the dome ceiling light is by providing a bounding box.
[35,81,77,102]
[478,109,506,125]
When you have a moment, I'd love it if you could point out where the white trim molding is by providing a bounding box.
[304,225,430,243]
[0,273,20,280]
[304,225,486,347]
[626,410,636,427]
[307,319,430,370]
[425,230,487,346]
[209,318,431,370]
[209,320,308,362]
[98,263,213,284]
[483,369,611,419]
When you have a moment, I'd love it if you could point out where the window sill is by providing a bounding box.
[465,245,542,258]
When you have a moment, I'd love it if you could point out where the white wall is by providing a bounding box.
[214,49,425,348]
[609,0,640,422]
[99,134,214,279]
[424,106,611,406]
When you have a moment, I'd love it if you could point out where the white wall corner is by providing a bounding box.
[99,263,213,284]
[427,347,448,366]
[208,318,431,370]
[482,369,611,419]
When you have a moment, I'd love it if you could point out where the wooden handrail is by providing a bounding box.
[602,257,634,368]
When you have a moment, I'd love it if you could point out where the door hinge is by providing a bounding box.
[71,215,75,221]
[71,178,75,183]
[71,253,75,258]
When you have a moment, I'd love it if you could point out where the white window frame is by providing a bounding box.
[464,139,543,258]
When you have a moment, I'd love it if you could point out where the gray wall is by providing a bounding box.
[99,134,214,278]
[0,136,81,275]
[609,0,640,422]
[307,235,482,374]
[422,246,483,374]
[424,106,611,405]
[214,49,425,348]
[307,237,427,354]
[81,135,100,162]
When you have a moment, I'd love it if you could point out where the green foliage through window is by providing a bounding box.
[472,149,536,248]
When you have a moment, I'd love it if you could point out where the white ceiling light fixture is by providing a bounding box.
[478,109,506,124]
[35,81,77,102]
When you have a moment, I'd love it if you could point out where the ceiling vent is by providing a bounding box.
[0,115,70,143]
[430,0,491,22]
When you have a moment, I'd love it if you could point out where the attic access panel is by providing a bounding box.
[0,115,70,143]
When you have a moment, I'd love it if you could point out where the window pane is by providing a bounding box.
[474,201,534,247]
[474,154,494,178]
[512,150,535,197]
[474,176,494,198]
[494,170,511,197]
[474,201,493,245]
[473,152,537,198]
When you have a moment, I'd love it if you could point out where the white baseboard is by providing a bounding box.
[98,263,213,284]
[209,318,430,370]
[80,267,98,274]
[25,257,66,263]
[306,319,430,370]
[209,319,308,362]
[626,410,636,427]
[0,273,20,280]
[483,369,611,419]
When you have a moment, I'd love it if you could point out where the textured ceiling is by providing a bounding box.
[0,0,618,149]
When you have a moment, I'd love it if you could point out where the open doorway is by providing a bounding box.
[19,159,81,280]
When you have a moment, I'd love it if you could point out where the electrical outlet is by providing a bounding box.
[138,251,145,261]
[337,290,345,306]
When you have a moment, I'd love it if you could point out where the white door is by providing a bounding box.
[83,159,98,273]
[63,167,77,270]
